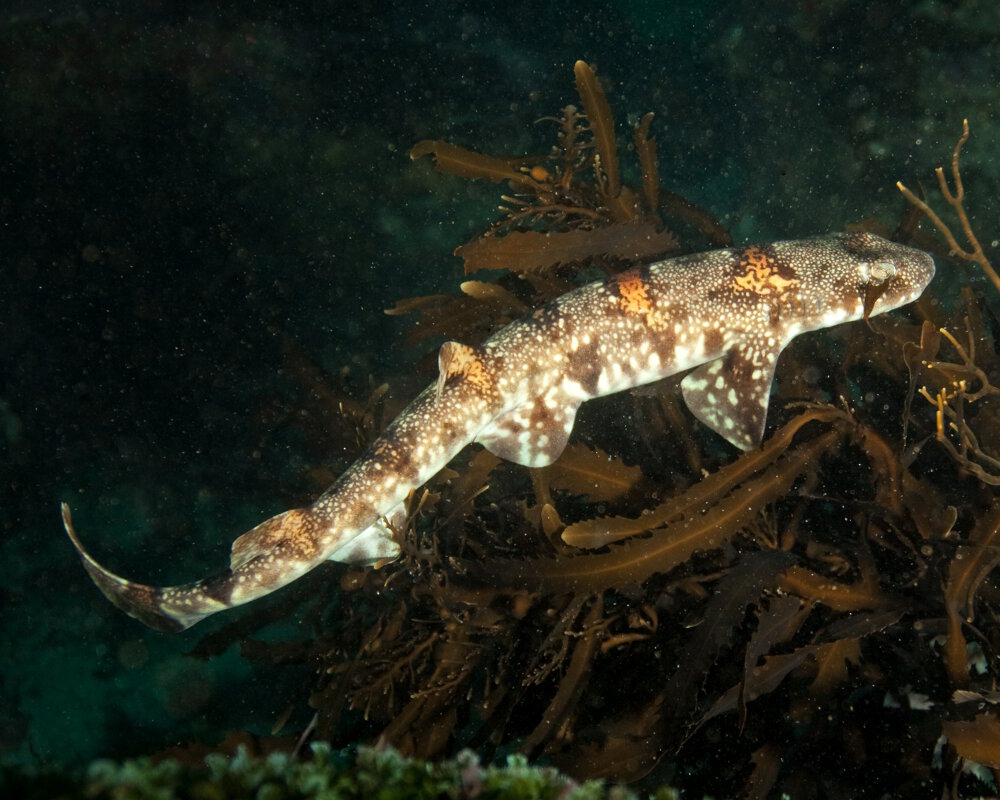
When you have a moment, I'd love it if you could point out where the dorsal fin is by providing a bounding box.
[436,341,494,400]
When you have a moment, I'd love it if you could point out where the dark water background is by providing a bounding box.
[1,0,997,770]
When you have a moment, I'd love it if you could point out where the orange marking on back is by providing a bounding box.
[732,246,800,296]
[613,270,673,331]
[616,270,654,316]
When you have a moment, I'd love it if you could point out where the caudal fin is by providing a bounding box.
[61,503,226,632]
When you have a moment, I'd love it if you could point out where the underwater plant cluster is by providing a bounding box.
[194,65,1000,797]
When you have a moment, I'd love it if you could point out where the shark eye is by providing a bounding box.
[860,259,897,283]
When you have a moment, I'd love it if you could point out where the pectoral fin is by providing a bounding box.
[327,501,403,566]
[231,502,401,570]
[476,390,581,468]
[680,340,782,450]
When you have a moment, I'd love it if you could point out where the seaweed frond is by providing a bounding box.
[411,60,730,280]
[212,91,1000,799]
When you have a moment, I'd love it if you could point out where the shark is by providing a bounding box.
[63,231,934,631]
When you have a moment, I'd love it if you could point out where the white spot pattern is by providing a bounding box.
[65,233,935,630]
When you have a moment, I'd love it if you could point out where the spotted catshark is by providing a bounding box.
[63,232,934,631]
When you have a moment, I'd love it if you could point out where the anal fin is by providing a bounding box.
[680,339,782,450]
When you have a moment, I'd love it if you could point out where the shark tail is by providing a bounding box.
[62,503,229,632]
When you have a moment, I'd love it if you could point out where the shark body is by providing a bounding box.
[63,232,934,631]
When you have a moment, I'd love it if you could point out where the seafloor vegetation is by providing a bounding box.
[1,741,663,800]
[179,64,1000,798]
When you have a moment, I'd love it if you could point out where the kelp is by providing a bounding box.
[400,61,730,348]
[535,442,642,505]
[391,62,733,365]
[385,281,529,348]
[408,140,537,188]
[942,497,1000,687]
[942,714,1000,769]
[464,421,839,594]
[559,409,835,549]
[386,61,732,344]
[452,220,676,273]
[412,61,711,277]
[201,97,1000,798]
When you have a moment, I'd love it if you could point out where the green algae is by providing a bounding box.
[0,742,679,800]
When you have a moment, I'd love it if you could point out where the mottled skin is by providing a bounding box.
[63,232,934,631]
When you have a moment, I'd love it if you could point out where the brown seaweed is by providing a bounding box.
[539,442,642,504]
[203,96,1000,798]
[409,140,541,189]
[453,221,678,274]
[943,497,1000,687]
[398,61,730,352]
[385,280,529,348]
[559,409,835,550]
[942,714,1000,769]
[573,61,619,199]
[410,60,694,280]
